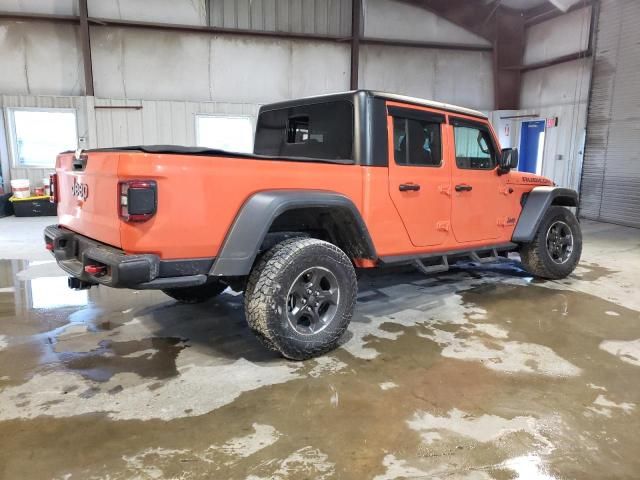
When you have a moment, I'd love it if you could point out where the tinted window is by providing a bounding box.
[393,117,442,167]
[254,101,353,160]
[453,125,497,170]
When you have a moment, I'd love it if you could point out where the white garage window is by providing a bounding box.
[196,115,253,153]
[8,108,78,168]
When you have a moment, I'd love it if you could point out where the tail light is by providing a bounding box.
[119,180,157,222]
[49,173,58,204]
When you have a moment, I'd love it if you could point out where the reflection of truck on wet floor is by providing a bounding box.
[45,90,582,360]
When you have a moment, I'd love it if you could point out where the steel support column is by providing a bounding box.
[79,0,94,96]
[350,0,362,90]
[493,9,525,110]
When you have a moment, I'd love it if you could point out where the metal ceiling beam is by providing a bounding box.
[88,17,350,43]
[361,37,492,52]
[0,12,78,24]
[0,10,497,51]
[519,49,591,72]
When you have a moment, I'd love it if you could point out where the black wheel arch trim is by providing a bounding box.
[512,186,579,243]
[210,190,377,277]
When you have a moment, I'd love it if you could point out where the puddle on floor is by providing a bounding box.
[60,337,189,383]
[0,257,639,479]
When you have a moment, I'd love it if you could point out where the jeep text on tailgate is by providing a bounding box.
[45,91,582,360]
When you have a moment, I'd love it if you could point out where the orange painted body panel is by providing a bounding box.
[56,152,122,248]
[55,101,554,264]
[385,101,453,248]
[121,154,363,258]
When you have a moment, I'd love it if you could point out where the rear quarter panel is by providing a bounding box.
[118,154,364,259]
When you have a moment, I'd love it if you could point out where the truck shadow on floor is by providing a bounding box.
[142,259,537,364]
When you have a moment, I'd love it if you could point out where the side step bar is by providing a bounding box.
[379,243,517,276]
[469,248,500,264]
[413,256,449,275]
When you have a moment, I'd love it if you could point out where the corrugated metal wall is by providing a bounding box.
[0,95,91,185]
[0,95,260,187]
[93,98,259,147]
[581,0,640,227]
[363,0,490,46]
[0,0,500,189]
[208,0,352,36]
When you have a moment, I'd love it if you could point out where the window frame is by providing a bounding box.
[450,117,499,171]
[389,110,444,168]
[195,114,255,153]
[7,107,78,169]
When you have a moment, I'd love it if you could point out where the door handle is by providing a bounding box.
[455,184,473,192]
[399,183,421,192]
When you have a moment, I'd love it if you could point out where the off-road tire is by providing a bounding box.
[520,206,582,280]
[243,250,280,352]
[162,279,227,304]
[244,238,357,360]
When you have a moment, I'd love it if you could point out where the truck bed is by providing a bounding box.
[78,145,355,165]
[54,147,363,260]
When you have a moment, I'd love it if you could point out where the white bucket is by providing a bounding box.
[11,179,30,199]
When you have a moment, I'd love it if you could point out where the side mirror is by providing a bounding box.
[499,148,518,173]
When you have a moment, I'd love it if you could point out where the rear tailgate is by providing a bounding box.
[56,151,122,248]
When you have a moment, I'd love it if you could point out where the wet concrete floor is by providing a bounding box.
[0,218,639,479]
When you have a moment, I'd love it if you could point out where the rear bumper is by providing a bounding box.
[44,225,214,290]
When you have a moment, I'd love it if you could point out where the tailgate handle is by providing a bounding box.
[73,153,88,171]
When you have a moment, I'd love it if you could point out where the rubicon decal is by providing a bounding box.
[71,177,89,201]
[522,176,551,184]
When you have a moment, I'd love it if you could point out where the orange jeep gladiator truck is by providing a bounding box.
[45,90,582,360]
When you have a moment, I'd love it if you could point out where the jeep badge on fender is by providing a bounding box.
[71,177,88,201]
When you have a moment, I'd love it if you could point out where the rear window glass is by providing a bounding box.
[254,101,353,160]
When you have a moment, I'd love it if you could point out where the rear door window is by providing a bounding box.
[392,117,442,167]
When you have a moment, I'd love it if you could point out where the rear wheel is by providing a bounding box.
[520,206,582,279]
[244,237,357,360]
[162,279,227,304]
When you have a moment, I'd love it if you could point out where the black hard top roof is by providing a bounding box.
[259,89,487,119]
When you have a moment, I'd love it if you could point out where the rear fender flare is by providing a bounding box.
[512,186,578,242]
[210,190,376,276]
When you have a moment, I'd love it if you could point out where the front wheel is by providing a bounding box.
[162,279,227,304]
[244,238,357,360]
[519,206,582,279]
